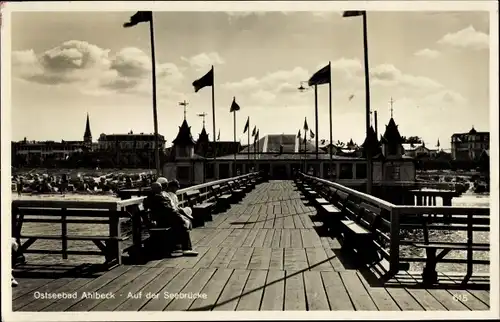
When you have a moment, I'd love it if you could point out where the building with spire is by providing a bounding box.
[11,113,94,167]
[374,117,416,182]
[83,113,92,149]
[162,119,206,186]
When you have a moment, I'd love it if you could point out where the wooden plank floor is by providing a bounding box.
[12,181,490,312]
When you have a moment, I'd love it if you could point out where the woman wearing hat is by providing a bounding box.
[148,180,198,257]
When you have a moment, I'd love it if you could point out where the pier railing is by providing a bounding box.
[299,173,490,278]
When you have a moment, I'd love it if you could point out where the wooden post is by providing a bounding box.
[389,207,400,274]
[466,211,473,277]
[109,211,122,265]
[443,196,452,223]
[61,208,68,260]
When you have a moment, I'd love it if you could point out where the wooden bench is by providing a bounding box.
[411,213,490,285]
[227,180,245,201]
[301,185,318,201]
[183,189,215,226]
[211,184,232,212]
[12,206,130,268]
[338,200,386,265]
[239,177,254,193]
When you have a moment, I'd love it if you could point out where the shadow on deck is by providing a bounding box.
[12,180,490,312]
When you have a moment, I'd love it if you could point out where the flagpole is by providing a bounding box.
[211,65,216,163]
[247,118,250,164]
[254,133,256,167]
[298,132,302,172]
[304,128,308,173]
[328,61,333,172]
[257,132,259,163]
[362,11,373,194]
[314,85,319,161]
[233,110,237,175]
[146,15,161,176]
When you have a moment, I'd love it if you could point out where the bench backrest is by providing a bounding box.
[358,202,383,231]
[336,191,349,202]
[184,189,201,206]
[221,182,232,193]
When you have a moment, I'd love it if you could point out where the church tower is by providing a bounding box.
[83,113,92,150]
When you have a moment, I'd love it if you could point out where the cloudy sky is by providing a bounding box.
[9,8,491,150]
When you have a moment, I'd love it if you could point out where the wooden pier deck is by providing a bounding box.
[12,181,490,312]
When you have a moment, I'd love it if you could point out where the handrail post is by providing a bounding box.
[389,207,400,274]
[61,208,68,260]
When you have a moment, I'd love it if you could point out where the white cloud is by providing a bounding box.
[222,58,446,106]
[424,90,467,106]
[223,66,309,93]
[414,48,441,59]
[225,12,267,17]
[370,63,443,90]
[251,89,276,103]
[11,40,183,98]
[437,25,489,50]
[180,52,225,72]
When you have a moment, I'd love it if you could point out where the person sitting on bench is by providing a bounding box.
[163,180,198,256]
[12,238,19,287]
[156,177,169,194]
[148,181,198,257]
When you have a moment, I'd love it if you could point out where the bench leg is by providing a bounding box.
[205,209,213,222]
[358,239,381,265]
[422,248,438,285]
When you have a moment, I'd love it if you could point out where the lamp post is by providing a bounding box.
[298,82,306,174]
[298,81,320,176]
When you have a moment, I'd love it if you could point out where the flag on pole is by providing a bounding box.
[243,117,249,133]
[217,130,220,141]
[310,130,315,139]
[308,64,331,86]
[342,10,365,17]
[192,67,214,93]
[230,97,241,112]
[252,126,257,137]
[303,118,309,131]
[297,130,301,138]
[123,11,152,27]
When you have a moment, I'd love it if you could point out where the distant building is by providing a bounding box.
[451,127,489,161]
[160,116,416,190]
[11,114,92,166]
[12,113,168,169]
[97,132,166,152]
[12,139,85,164]
[163,119,206,186]
[376,117,416,182]
[402,142,438,158]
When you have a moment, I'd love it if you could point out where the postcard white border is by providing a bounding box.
[1,1,499,321]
